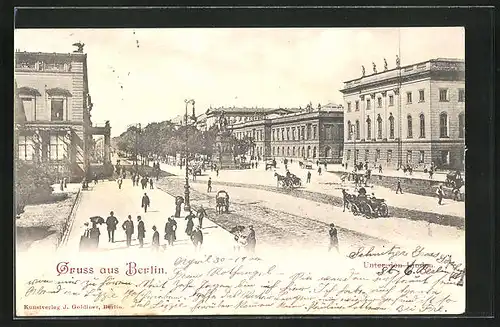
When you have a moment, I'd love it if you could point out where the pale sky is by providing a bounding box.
[14,27,464,136]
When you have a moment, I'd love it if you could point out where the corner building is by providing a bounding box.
[15,51,111,181]
[340,58,465,171]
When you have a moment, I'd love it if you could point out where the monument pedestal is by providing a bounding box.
[213,132,238,170]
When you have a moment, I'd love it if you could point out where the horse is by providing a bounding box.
[274,172,286,187]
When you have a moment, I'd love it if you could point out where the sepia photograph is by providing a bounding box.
[14,26,465,316]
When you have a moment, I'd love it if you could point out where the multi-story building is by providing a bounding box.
[340,58,465,170]
[204,106,299,131]
[15,50,111,181]
[231,103,344,163]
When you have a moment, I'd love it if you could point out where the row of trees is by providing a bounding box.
[113,120,257,161]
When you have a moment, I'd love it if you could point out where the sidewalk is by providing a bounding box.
[154,161,465,218]
[61,178,235,256]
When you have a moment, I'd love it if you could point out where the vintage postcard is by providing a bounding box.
[14,27,465,316]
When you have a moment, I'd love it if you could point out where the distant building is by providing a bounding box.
[14,50,111,181]
[340,58,465,170]
[230,103,344,163]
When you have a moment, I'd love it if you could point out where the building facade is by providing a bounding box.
[15,50,111,181]
[340,58,465,171]
[230,103,344,163]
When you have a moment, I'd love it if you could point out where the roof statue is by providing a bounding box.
[317,103,322,111]
[361,65,365,77]
[372,62,377,74]
[72,42,85,53]
[384,58,388,71]
[396,55,401,68]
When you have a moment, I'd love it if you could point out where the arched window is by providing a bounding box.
[347,121,352,140]
[389,115,395,139]
[287,147,290,156]
[440,112,448,137]
[307,146,311,158]
[419,114,425,138]
[366,116,372,140]
[301,147,305,157]
[458,112,465,138]
[377,115,382,139]
[313,146,317,158]
[355,120,360,140]
[407,115,413,138]
[293,146,296,156]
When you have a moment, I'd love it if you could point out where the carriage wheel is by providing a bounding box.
[378,203,389,217]
[359,202,372,218]
[350,203,360,215]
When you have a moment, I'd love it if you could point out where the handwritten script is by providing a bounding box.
[16,246,465,315]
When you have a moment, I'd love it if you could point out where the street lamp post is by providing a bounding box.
[183,99,196,212]
[134,123,141,173]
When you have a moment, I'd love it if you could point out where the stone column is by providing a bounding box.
[104,134,111,164]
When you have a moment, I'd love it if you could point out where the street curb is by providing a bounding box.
[59,188,82,248]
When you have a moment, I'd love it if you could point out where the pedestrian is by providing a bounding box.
[137,216,145,248]
[122,215,134,247]
[93,172,98,185]
[306,171,311,183]
[342,189,348,212]
[246,225,256,254]
[436,185,444,205]
[378,164,383,174]
[216,167,219,177]
[117,177,123,189]
[63,177,67,189]
[328,223,339,253]
[191,226,203,251]
[174,196,183,218]
[396,179,403,194]
[141,193,150,213]
[324,162,327,171]
[185,210,195,236]
[164,217,177,247]
[197,205,207,228]
[207,177,212,193]
[79,222,91,251]
[429,167,434,179]
[152,225,160,251]
[105,211,119,243]
[60,179,64,191]
[149,178,154,189]
[318,167,322,175]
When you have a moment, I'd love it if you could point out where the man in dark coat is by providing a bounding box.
[207,177,212,193]
[105,211,119,243]
[396,179,403,194]
[191,226,203,251]
[152,225,160,251]
[137,216,145,248]
[141,193,150,213]
[342,189,348,212]
[149,178,154,189]
[307,171,311,183]
[197,205,207,228]
[328,223,339,253]
[122,215,134,247]
[246,225,256,254]
[185,211,195,236]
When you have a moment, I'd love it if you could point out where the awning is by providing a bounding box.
[46,87,72,97]
[18,86,42,97]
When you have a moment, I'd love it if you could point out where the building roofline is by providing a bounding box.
[342,58,464,84]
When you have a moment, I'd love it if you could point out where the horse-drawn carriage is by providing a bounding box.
[445,171,464,189]
[299,160,313,169]
[344,187,389,218]
[265,159,276,170]
[215,190,230,214]
[274,172,302,189]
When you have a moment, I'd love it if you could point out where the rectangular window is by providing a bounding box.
[306,125,311,140]
[281,128,285,141]
[49,134,66,161]
[366,99,371,110]
[375,149,380,162]
[406,92,412,104]
[301,126,305,140]
[389,95,394,106]
[419,151,425,164]
[347,150,351,160]
[272,129,275,141]
[439,89,449,102]
[18,136,34,161]
[286,128,290,140]
[355,101,359,111]
[441,150,450,165]
[458,89,465,102]
[313,126,317,139]
[51,98,64,121]
[364,149,369,162]
[377,98,382,108]
[291,127,295,140]
[406,150,412,164]
[21,98,35,121]
[325,126,332,140]
[347,102,351,112]
[419,90,425,102]
[387,150,392,163]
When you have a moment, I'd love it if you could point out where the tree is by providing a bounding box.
[231,135,255,157]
